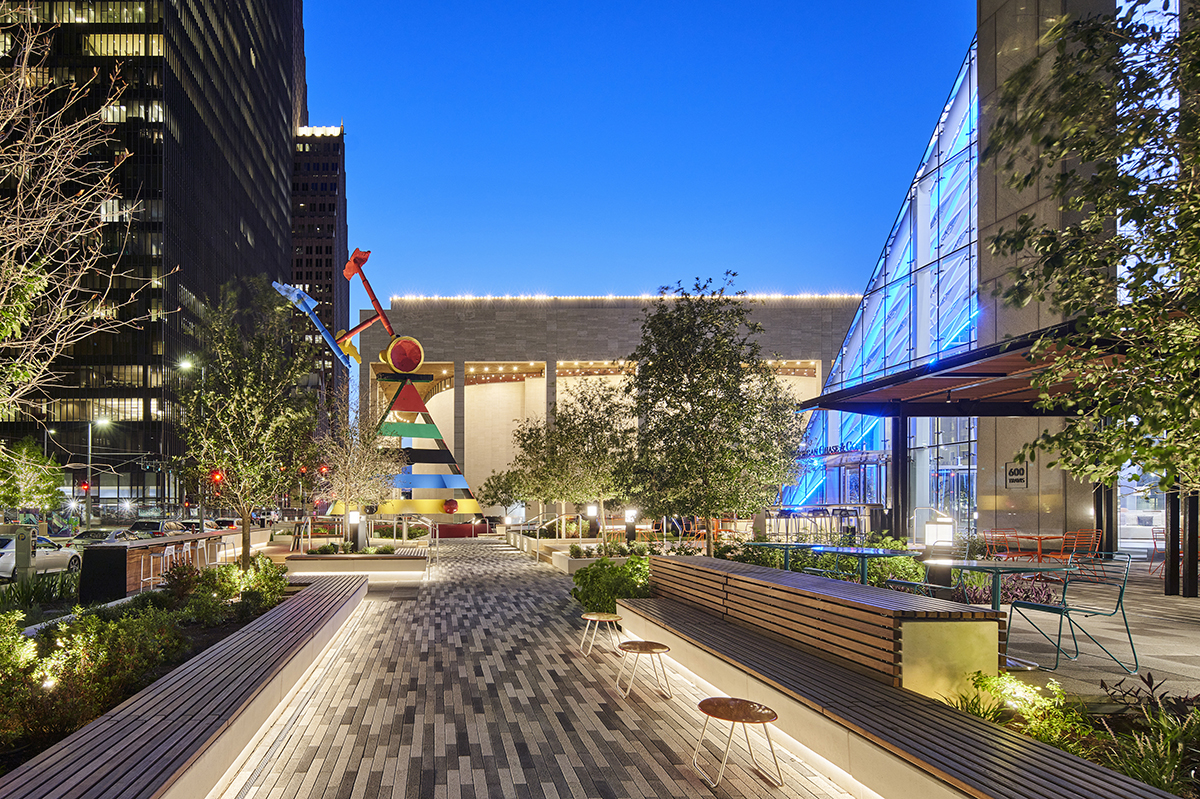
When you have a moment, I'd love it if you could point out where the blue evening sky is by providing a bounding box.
[303,1,976,307]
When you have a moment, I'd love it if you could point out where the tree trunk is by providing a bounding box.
[241,511,252,569]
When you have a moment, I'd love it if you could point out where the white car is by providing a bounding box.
[0,531,83,581]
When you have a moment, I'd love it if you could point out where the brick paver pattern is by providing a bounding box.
[219,539,849,799]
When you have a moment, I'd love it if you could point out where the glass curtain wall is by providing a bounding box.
[782,42,979,540]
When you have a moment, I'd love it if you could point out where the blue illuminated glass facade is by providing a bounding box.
[782,42,979,535]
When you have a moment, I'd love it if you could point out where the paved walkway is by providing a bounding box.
[221,539,849,799]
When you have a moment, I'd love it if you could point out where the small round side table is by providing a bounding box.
[579,611,621,655]
[691,697,784,788]
[615,640,672,698]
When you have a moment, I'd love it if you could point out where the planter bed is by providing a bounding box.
[550,552,629,574]
[286,548,427,576]
[0,574,368,799]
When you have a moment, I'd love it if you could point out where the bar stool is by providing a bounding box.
[195,536,226,567]
[579,612,621,655]
[141,545,176,591]
[692,697,784,788]
[615,640,672,698]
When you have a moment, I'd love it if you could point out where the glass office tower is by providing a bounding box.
[0,1,299,516]
[783,42,979,537]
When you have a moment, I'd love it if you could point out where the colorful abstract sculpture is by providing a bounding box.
[276,248,480,517]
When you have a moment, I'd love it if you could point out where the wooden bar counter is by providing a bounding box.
[79,531,230,603]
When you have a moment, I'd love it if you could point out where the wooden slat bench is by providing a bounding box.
[0,573,368,799]
[649,555,1003,694]
[617,557,1171,799]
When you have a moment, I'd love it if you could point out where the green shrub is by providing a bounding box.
[1098,707,1200,795]
[307,543,338,555]
[183,591,232,627]
[570,556,651,614]
[569,544,584,559]
[377,545,395,554]
[631,542,649,557]
[161,563,200,607]
[197,563,242,602]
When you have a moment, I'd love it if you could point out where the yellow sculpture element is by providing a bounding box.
[336,331,362,364]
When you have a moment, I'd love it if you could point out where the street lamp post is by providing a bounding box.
[86,419,109,526]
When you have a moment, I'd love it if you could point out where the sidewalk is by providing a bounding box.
[217,539,850,799]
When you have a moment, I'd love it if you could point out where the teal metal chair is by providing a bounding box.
[1009,552,1138,674]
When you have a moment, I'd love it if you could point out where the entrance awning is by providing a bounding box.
[800,329,1078,417]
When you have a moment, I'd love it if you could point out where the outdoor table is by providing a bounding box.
[806,546,912,584]
[1006,533,1065,563]
[923,558,1076,670]
[923,559,1076,612]
[740,541,820,570]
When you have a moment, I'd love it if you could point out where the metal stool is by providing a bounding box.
[615,640,672,698]
[692,697,784,788]
[141,544,176,591]
[580,612,621,655]
[196,536,226,567]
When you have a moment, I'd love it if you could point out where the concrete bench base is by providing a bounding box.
[618,605,963,799]
[285,553,427,575]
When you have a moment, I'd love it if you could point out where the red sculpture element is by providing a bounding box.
[338,248,396,339]
[385,336,424,373]
[443,499,459,514]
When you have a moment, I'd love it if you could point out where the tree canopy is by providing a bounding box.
[0,16,148,414]
[985,1,1200,492]
[0,438,61,511]
[177,280,318,566]
[622,274,801,546]
[315,392,405,543]
[478,382,633,529]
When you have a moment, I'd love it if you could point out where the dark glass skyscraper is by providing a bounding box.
[291,125,349,396]
[0,1,300,515]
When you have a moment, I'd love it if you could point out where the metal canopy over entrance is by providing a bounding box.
[799,332,1075,419]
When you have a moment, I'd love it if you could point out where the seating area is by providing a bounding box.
[0,574,368,799]
[618,554,1170,799]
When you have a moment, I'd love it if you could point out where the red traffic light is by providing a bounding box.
[318,464,329,475]
[80,480,90,492]
[210,469,224,485]
[300,466,308,475]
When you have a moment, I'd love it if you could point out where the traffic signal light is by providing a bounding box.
[210,469,224,485]
[80,480,89,493]
[318,464,329,476]
[299,466,308,475]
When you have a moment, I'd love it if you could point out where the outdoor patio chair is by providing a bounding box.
[981,529,1017,559]
[884,541,964,599]
[1044,529,1102,563]
[1149,527,1166,576]
[1009,552,1138,674]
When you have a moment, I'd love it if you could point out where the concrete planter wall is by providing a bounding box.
[285,554,427,575]
[550,552,630,575]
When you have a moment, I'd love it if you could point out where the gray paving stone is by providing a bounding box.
[220,539,849,799]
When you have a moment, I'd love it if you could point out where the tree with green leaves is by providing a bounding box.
[985,2,1200,492]
[177,280,318,567]
[315,392,405,547]
[623,273,802,555]
[552,381,634,535]
[478,382,633,534]
[0,438,62,513]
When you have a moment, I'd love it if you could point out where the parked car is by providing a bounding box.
[213,518,240,529]
[125,520,186,538]
[180,520,221,534]
[0,533,82,581]
[70,528,150,547]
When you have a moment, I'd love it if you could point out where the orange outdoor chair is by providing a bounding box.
[982,529,1017,559]
[1149,527,1169,577]
[1046,529,1102,563]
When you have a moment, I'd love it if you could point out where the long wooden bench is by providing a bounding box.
[651,555,1003,695]
[617,557,1171,799]
[0,573,368,799]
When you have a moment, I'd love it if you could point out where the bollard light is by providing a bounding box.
[586,505,597,517]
